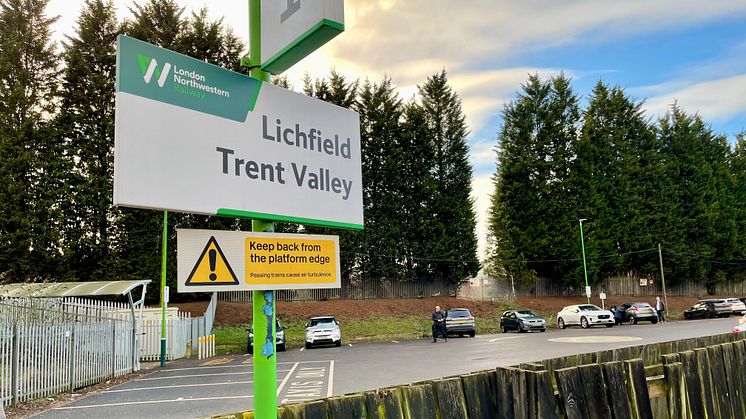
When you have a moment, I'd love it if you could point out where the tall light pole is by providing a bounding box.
[579,219,590,304]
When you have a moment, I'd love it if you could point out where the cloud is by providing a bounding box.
[471,174,494,261]
[643,74,746,122]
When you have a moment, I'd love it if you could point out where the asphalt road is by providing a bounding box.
[34,316,740,419]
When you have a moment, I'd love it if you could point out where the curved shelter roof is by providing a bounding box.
[0,280,151,298]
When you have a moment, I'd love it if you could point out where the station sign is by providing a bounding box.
[177,229,340,292]
[114,35,363,229]
[261,0,344,74]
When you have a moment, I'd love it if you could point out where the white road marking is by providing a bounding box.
[391,340,400,344]
[327,360,335,397]
[52,395,253,410]
[104,379,284,393]
[276,362,300,396]
[299,347,304,352]
[348,344,352,347]
[137,370,291,381]
[489,336,523,342]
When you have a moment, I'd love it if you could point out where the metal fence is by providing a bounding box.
[140,318,191,361]
[460,275,746,300]
[219,279,457,303]
[0,318,136,407]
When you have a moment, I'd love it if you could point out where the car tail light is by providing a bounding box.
[633,307,638,312]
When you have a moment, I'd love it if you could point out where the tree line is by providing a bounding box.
[487,74,746,290]
[0,0,479,295]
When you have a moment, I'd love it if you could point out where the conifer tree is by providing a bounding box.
[658,106,736,285]
[56,0,119,281]
[0,0,63,281]
[487,74,580,284]
[418,71,479,281]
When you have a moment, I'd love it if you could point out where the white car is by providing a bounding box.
[557,304,615,329]
[724,298,746,315]
[305,316,342,349]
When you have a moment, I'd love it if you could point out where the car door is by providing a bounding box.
[508,312,518,330]
[567,307,581,325]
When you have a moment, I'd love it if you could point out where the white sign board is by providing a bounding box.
[585,286,592,298]
[261,0,344,74]
[114,36,363,229]
[177,229,341,292]
[599,292,607,300]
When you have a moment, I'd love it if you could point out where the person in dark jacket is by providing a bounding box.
[432,305,447,342]
[612,305,623,326]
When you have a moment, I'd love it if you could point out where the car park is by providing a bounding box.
[247,319,286,354]
[625,302,658,324]
[723,298,746,315]
[500,310,547,333]
[557,304,615,329]
[305,316,342,349]
[445,308,476,337]
[683,300,731,319]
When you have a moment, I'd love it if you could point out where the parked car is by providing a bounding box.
[734,315,746,333]
[500,310,547,333]
[701,299,734,317]
[683,300,731,319]
[247,319,286,354]
[557,304,615,329]
[625,302,658,325]
[615,303,634,323]
[723,298,746,315]
[305,316,341,349]
[445,308,476,337]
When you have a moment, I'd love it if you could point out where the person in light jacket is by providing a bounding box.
[655,296,666,323]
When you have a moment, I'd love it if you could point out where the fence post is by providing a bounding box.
[11,322,19,407]
[68,322,76,392]
[111,321,117,377]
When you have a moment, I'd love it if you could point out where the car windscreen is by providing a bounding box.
[309,318,335,327]
[448,310,471,318]
[516,311,537,318]
[579,305,602,311]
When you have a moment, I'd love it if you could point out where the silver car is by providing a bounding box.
[305,316,341,349]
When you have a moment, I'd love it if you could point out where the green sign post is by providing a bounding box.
[247,2,275,418]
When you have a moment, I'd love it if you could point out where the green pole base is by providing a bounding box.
[160,338,167,367]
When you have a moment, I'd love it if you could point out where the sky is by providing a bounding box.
[47,0,746,261]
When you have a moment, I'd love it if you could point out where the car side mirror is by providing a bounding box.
[335,320,340,325]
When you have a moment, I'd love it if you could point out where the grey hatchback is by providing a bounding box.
[500,309,547,333]
[445,308,476,337]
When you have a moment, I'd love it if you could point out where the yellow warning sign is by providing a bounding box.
[185,236,239,286]
[245,237,337,285]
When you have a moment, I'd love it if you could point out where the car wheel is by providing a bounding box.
[459,333,465,338]
[606,324,614,328]
[305,342,312,349]
[558,318,566,329]
[469,331,475,338]
[501,324,507,333]
[334,340,341,347]
[651,319,658,324]
[278,343,286,352]
[629,317,637,325]
[540,328,546,332]
[580,317,589,329]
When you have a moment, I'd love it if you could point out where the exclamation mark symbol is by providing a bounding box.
[209,249,217,281]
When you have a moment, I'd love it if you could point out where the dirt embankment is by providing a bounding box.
[175,295,707,326]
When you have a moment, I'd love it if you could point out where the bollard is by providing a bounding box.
[198,336,204,360]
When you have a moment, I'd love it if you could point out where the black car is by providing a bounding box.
[683,300,730,319]
[500,310,547,333]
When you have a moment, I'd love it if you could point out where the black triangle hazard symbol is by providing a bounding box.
[185,236,239,286]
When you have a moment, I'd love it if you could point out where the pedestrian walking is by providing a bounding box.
[655,296,666,323]
[432,305,447,342]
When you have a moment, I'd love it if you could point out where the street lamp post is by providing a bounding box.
[579,219,590,304]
